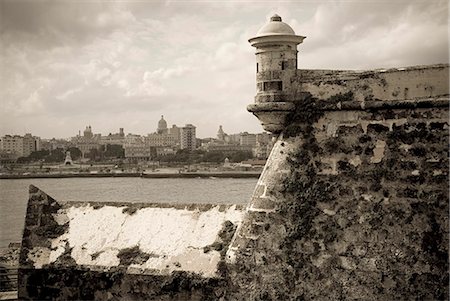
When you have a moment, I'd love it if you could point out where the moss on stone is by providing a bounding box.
[117,246,151,266]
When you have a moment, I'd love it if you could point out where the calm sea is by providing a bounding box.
[0,178,257,248]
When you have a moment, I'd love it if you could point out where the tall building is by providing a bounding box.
[0,133,40,158]
[180,124,196,151]
[169,125,181,142]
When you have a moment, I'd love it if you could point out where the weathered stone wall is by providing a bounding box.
[19,185,244,300]
[226,66,449,300]
[18,65,449,300]
[294,64,448,103]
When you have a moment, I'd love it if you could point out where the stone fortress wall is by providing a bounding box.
[18,185,245,300]
[227,67,449,300]
[226,14,449,300]
[18,14,448,300]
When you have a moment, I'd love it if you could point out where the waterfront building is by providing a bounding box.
[0,151,17,163]
[155,147,176,156]
[0,133,41,158]
[180,124,196,151]
[123,136,151,162]
[206,143,253,153]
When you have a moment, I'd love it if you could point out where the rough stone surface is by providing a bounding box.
[227,94,449,300]
[18,186,244,300]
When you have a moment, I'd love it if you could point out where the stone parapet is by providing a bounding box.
[18,186,244,300]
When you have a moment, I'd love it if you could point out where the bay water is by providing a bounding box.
[0,177,257,248]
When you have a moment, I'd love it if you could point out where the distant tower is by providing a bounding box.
[217,125,225,141]
[64,151,73,165]
[119,128,124,137]
[247,14,306,133]
[83,126,93,139]
[180,124,196,151]
[157,115,168,134]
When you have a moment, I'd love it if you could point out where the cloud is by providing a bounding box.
[0,0,448,138]
[298,0,448,69]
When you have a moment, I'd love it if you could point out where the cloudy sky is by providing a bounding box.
[0,0,448,139]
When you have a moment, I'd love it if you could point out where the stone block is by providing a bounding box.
[250,197,277,210]
[253,184,267,198]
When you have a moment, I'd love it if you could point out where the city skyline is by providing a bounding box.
[1,0,448,138]
[0,123,264,140]
[0,120,263,140]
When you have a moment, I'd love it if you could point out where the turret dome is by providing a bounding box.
[249,14,305,47]
[256,14,296,37]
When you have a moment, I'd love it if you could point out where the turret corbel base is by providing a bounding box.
[247,102,295,134]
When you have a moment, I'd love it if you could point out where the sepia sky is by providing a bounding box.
[0,0,448,139]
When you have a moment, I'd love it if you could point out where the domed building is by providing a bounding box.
[157,115,168,134]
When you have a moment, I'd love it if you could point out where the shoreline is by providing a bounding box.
[0,171,261,179]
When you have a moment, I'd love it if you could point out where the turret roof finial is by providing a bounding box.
[270,14,282,22]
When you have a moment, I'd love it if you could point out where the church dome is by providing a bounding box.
[256,14,296,36]
[158,116,167,129]
[157,115,168,134]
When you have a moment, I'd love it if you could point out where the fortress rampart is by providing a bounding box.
[226,65,449,300]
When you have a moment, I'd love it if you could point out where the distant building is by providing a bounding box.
[217,125,226,141]
[100,128,126,146]
[180,124,196,151]
[40,138,71,151]
[0,133,41,158]
[157,115,168,134]
[145,133,177,147]
[206,144,252,154]
[71,125,102,158]
[0,151,17,163]
[227,133,241,144]
[253,132,274,158]
[169,125,181,142]
[240,132,257,147]
[146,117,180,156]
[123,136,151,162]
